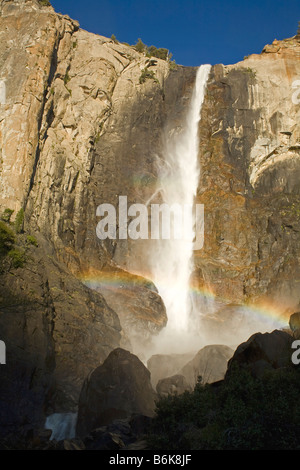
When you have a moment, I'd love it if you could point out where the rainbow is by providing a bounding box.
[78,268,290,330]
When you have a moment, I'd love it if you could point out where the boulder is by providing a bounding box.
[93,267,167,355]
[226,329,294,378]
[156,374,192,397]
[0,240,121,438]
[82,416,152,450]
[147,352,196,388]
[76,348,156,437]
[179,344,234,387]
[289,311,300,338]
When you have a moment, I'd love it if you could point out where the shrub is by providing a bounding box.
[147,365,300,450]
[0,221,15,256]
[14,208,24,234]
[26,235,38,247]
[134,38,146,53]
[64,71,71,85]
[111,34,118,44]
[148,46,169,60]
[1,208,14,223]
[8,248,26,269]
[38,0,51,6]
[133,39,173,62]
[169,60,177,70]
[139,68,159,85]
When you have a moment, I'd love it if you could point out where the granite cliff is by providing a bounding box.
[0,0,299,439]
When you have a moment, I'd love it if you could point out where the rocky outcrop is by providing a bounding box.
[289,311,300,338]
[0,0,78,214]
[226,329,293,378]
[147,352,196,388]
[0,234,121,437]
[149,345,233,395]
[193,34,300,316]
[76,348,156,438]
[179,344,234,386]
[156,374,192,397]
[88,267,167,354]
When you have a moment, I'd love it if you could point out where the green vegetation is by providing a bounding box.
[241,67,256,80]
[8,248,26,269]
[169,59,177,70]
[139,67,159,85]
[38,0,51,6]
[147,45,170,61]
[135,38,146,53]
[1,208,14,224]
[0,208,38,271]
[0,221,15,257]
[111,34,118,44]
[147,364,300,450]
[15,208,24,234]
[26,235,38,247]
[64,71,71,85]
[63,72,72,95]
[134,38,172,62]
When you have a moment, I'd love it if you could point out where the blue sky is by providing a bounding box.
[51,0,300,66]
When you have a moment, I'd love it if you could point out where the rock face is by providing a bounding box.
[0,3,299,317]
[76,348,156,438]
[0,0,174,438]
[0,0,185,340]
[226,329,293,378]
[289,311,300,338]
[193,35,300,316]
[0,236,121,437]
[89,267,167,355]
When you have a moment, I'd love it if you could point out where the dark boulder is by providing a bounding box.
[82,416,152,450]
[76,348,156,437]
[226,329,293,378]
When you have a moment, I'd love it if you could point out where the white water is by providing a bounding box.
[45,413,77,441]
[149,64,211,348]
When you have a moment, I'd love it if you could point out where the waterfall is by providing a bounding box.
[45,412,77,441]
[149,64,211,352]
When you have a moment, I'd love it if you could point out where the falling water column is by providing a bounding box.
[150,64,211,345]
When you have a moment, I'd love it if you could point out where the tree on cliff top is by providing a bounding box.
[38,0,52,6]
